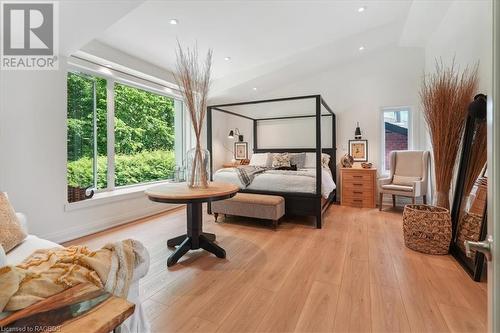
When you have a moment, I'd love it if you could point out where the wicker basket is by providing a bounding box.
[68,186,94,203]
[402,204,451,255]
[456,212,483,258]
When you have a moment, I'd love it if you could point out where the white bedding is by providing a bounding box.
[214,167,336,199]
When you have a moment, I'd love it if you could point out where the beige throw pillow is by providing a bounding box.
[0,193,27,253]
[272,153,291,168]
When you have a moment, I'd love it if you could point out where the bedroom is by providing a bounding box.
[0,0,498,332]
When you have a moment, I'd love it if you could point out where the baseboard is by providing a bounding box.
[41,204,183,244]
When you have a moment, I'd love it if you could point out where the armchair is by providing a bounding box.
[378,150,430,210]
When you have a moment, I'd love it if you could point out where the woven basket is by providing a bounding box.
[402,204,451,255]
[68,186,94,203]
[456,212,483,258]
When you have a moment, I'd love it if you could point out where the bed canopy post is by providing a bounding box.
[207,106,213,181]
[315,95,322,229]
[253,120,258,150]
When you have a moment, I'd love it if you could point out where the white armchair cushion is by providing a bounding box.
[381,184,413,192]
[394,151,425,177]
[393,175,421,186]
[378,177,393,187]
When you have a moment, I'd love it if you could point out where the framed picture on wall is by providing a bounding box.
[348,140,368,162]
[234,142,248,160]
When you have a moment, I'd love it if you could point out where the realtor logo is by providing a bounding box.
[1,1,58,70]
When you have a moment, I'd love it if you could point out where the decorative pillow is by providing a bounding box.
[289,153,306,169]
[393,175,421,186]
[0,244,5,267]
[321,153,331,168]
[272,153,291,168]
[249,153,271,167]
[0,193,27,253]
[274,165,298,171]
[304,153,331,168]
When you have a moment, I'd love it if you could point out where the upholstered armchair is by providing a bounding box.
[378,150,430,210]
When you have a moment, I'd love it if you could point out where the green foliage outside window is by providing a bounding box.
[67,72,176,188]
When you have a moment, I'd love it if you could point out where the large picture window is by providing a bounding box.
[114,83,176,187]
[381,107,411,172]
[67,71,180,193]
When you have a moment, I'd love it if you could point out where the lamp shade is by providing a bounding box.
[228,130,234,139]
[354,122,362,139]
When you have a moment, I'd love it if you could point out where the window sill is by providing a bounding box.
[64,181,174,212]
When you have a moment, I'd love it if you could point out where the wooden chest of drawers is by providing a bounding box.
[340,167,377,208]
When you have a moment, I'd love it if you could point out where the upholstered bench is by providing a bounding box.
[212,193,285,229]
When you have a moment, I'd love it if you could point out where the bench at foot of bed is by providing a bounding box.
[212,193,285,229]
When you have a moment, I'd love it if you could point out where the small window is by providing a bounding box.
[381,107,411,172]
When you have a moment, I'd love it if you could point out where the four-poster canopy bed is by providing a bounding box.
[206,95,336,229]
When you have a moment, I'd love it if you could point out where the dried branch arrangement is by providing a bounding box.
[174,42,213,188]
[420,60,478,208]
[463,121,487,198]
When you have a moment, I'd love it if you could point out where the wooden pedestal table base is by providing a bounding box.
[145,182,239,267]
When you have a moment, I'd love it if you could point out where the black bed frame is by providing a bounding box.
[206,95,336,229]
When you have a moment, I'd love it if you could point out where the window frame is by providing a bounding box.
[67,63,185,193]
[380,106,413,174]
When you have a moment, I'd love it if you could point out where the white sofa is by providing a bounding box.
[5,213,150,333]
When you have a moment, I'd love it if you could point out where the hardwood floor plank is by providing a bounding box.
[294,281,339,333]
[216,287,275,333]
[66,205,487,333]
[438,303,487,333]
[370,284,411,333]
[333,258,372,332]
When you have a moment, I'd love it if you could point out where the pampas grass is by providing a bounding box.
[174,42,213,188]
[420,60,478,208]
[464,121,487,198]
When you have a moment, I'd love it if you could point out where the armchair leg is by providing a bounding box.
[379,193,383,211]
[412,197,416,204]
[392,195,396,207]
[423,195,427,205]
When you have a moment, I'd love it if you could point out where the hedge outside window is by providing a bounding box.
[67,71,178,191]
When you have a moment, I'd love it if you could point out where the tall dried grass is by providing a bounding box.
[174,42,213,188]
[420,60,478,208]
[464,121,487,198]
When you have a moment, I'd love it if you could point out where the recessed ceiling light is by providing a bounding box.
[169,19,178,25]
[358,46,365,51]
[358,6,366,13]
[252,87,257,91]
[224,56,231,61]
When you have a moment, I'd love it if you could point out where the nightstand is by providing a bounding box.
[340,166,377,208]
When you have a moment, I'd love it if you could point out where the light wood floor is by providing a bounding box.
[66,205,487,333]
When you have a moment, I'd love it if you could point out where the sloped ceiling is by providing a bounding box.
[59,0,144,55]
[80,0,457,101]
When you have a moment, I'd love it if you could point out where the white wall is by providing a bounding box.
[0,59,174,243]
[256,117,333,149]
[211,111,253,170]
[263,46,423,171]
[211,46,426,193]
[425,0,492,95]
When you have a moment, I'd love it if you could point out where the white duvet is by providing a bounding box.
[214,167,336,199]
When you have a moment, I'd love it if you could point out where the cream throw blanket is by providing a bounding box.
[0,239,147,312]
